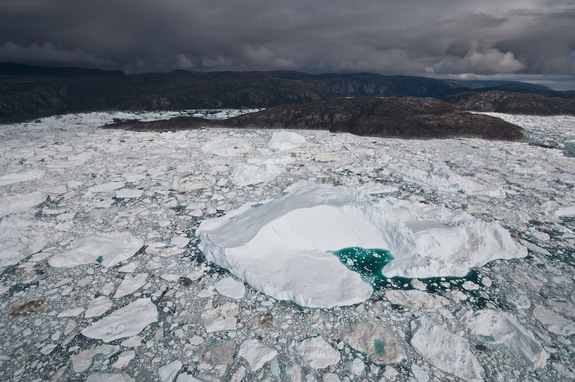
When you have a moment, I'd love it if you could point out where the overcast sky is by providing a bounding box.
[1,0,574,85]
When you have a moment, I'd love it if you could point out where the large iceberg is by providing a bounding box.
[197,183,526,308]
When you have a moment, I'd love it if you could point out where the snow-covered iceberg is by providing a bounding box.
[196,183,526,308]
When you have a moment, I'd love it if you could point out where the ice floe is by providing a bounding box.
[458,309,549,370]
[410,317,483,381]
[81,298,158,342]
[49,232,143,268]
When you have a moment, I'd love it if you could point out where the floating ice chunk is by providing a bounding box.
[231,163,281,186]
[340,321,406,364]
[0,170,44,186]
[200,302,238,333]
[81,298,158,342]
[158,360,183,382]
[393,163,505,197]
[197,183,525,307]
[114,274,147,298]
[115,189,143,198]
[85,296,113,318]
[410,317,483,381]
[0,216,49,268]
[0,192,45,217]
[533,305,575,336]
[552,206,575,218]
[238,339,278,371]
[214,277,245,299]
[49,232,143,268]
[385,290,449,312]
[202,137,253,156]
[411,364,429,382]
[268,131,306,151]
[296,337,341,369]
[112,350,136,369]
[172,174,216,192]
[71,345,120,373]
[85,373,135,382]
[458,309,549,370]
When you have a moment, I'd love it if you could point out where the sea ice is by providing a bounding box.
[158,360,183,382]
[533,305,575,336]
[214,277,246,299]
[71,345,120,373]
[268,131,306,151]
[49,232,143,268]
[384,290,449,312]
[81,298,158,342]
[0,192,45,217]
[114,273,148,298]
[340,321,406,364]
[295,337,341,369]
[458,309,549,370]
[0,170,44,186]
[410,317,483,381]
[197,183,526,307]
[0,216,49,268]
[238,339,278,371]
[200,302,239,332]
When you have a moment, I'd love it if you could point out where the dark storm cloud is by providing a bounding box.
[0,0,573,77]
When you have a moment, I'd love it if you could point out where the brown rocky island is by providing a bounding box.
[103,97,524,141]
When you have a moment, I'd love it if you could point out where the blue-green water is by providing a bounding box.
[330,247,395,287]
[330,247,490,309]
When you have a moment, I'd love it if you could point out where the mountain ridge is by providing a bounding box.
[1,62,573,123]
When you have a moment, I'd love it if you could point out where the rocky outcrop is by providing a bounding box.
[443,90,575,115]
[104,97,524,141]
[222,97,525,141]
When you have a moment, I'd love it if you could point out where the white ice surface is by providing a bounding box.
[197,182,526,307]
[268,131,306,151]
[81,298,158,342]
[49,232,143,268]
[410,317,483,381]
[459,309,549,370]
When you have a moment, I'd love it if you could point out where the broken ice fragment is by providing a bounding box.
[296,337,341,369]
[238,339,277,371]
[410,317,483,381]
[214,277,246,299]
[158,360,183,382]
[0,192,45,217]
[49,232,143,268]
[458,309,549,370]
[268,131,306,151]
[85,373,135,382]
[81,298,158,342]
[384,290,449,312]
[533,305,575,336]
[340,321,406,364]
[71,345,120,373]
[114,273,147,298]
[200,302,238,333]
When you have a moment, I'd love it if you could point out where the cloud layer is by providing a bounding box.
[0,0,573,77]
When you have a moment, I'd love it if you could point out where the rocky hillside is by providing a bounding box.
[443,90,575,115]
[105,97,525,141]
[1,63,573,123]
